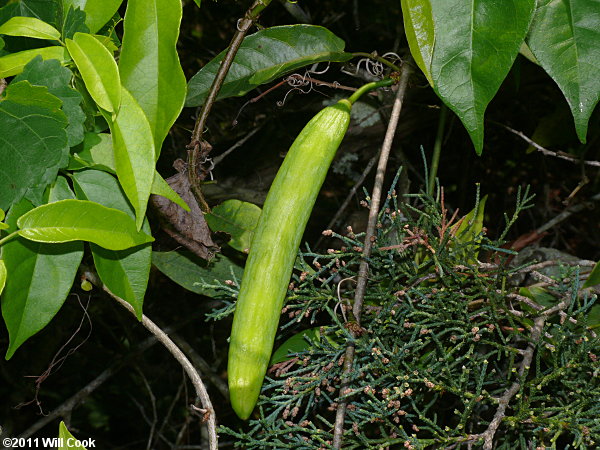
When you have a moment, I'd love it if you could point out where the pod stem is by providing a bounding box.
[347,77,395,105]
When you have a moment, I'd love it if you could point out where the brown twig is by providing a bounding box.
[535,191,600,234]
[498,123,600,167]
[187,0,273,212]
[332,63,412,449]
[106,288,219,450]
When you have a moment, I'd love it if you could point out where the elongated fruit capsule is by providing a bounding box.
[228,99,352,419]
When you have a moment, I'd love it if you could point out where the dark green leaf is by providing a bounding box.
[427,0,536,154]
[61,6,89,40]
[0,80,69,210]
[526,0,600,143]
[205,199,261,253]
[62,0,123,34]
[14,56,86,147]
[72,169,151,318]
[152,251,243,298]
[119,0,186,155]
[186,25,352,107]
[270,328,321,365]
[2,200,82,360]
[17,199,154,250]
[45,175,75,203]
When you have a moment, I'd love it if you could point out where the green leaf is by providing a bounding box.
[205,199,261,253]
[61,5,90,40]
[0,16,60,40]
[2,200,83,360]
[526,0,600,143]
[45,175,75,203]
[73,169,150,319]
[16,199,154,250]
[151,171,190,212]
[14,56,86,147]
[69,132,115,172]
[66,32,120,114]
[270,328,321,365]
[0,1,58,28]
[107,86,155,230]
[69,132,189,210]
[0,45,68,77]
[0,259,6,296]
[152,251,243,298]
[58,421,87,450]
[401,0,434,86]
[62,0,123,34]
[584,261,600,288]
[192,0,200,7]
[186,25,352,107]
[119,0,186,155]
[0,80,69,210]
[428,0,536,154]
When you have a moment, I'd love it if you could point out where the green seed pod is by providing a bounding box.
[228,99,352,419]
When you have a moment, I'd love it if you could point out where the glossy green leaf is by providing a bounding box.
[107,86,155,230]
[186,25,352,107]
[0,80,69,210]
[526,0,600,143]
[584,261,600,288]
[66,32,120,114]
[73,170,151,319]
[16,199,154,250]
[152,251,243,298]
[0,16,60,40]
[205,199,261,253]
[401,0,434,85]
[69,132,189,210]
[2,200,83,360]
[62,0,123,34]
[428,0,536,154]
[0,259,6,297]
[119,0,186,155]
[14,56,85,147]
[0,46,68,77]
[270,328,321,365]
[58,421,87,450]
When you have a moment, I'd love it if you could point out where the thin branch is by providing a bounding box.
[315,153,378,249]
[213,126,262,166]
[332,63,412,449]
[498,123,600,167]
[469,316,545,450]
[106,288,218,450]
[536,191,600,234]
[187,0,273,211]
[9,329,172,445]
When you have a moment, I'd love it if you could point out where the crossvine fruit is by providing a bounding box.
[228,99,352,419]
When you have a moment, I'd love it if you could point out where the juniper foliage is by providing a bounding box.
[215,187,599,449]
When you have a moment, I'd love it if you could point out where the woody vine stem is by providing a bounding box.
[332,62,413,448]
